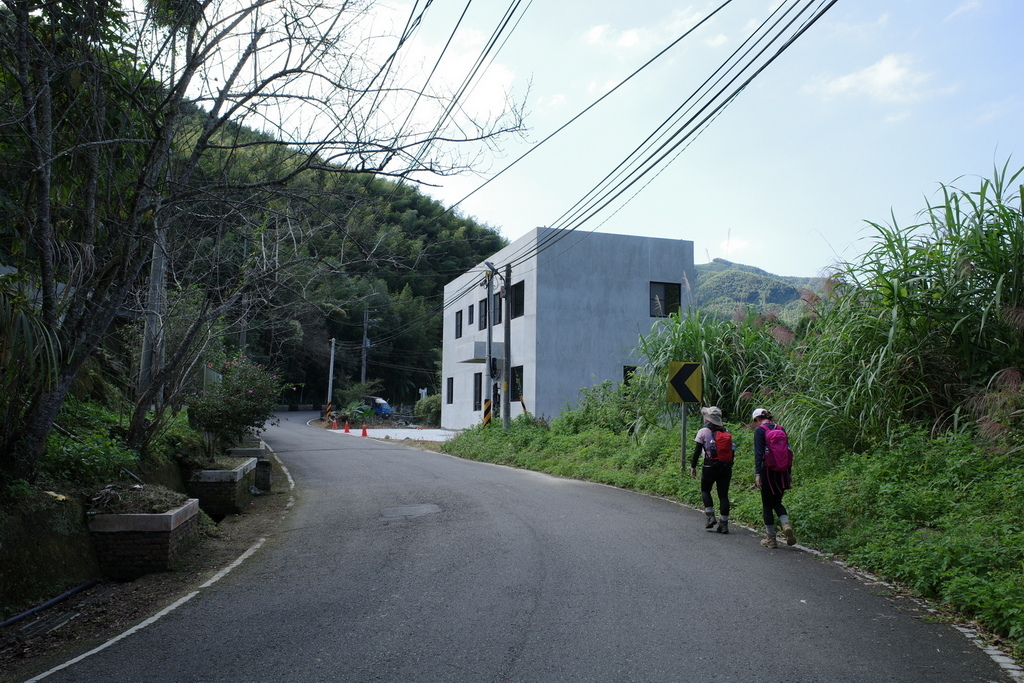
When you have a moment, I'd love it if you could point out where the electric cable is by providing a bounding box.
[506,0,838,270]
[307,1,840,364]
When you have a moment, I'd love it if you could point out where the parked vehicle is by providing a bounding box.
[362,396,393,418]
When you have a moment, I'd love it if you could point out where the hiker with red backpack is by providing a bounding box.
[752,407,796,548]
[689,405,734,534]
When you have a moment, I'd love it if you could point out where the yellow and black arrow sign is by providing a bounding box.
[667,362,702,404]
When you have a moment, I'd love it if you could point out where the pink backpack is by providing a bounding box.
[763,423,793,471]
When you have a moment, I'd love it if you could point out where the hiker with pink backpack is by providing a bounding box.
[752,407,796,549]
[689,405,734,534]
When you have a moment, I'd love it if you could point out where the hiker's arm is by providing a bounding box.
[689,442,702,475]
[753,427,765,477]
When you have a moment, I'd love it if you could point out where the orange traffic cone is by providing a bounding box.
[344,421,350,433]
[361,423,368,437]
[331,418,338,430]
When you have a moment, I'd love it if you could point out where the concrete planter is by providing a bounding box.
[186,457,258,518]
[226,444,265,459]
[88,499,200,580]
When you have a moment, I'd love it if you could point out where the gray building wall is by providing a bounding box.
[441,227,694,431]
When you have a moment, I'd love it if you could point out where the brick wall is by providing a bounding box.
[89,503,200,580]
[186,459,257,517]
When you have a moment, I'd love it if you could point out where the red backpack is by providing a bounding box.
[709,430,734,463]
[762,423,793,471]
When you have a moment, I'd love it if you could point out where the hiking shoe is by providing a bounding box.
[783,522,796,546]
[705,515,717,530]
[761,534,778,549]
[715,519,729,534]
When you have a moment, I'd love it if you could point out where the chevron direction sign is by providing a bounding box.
[667,362,702,404]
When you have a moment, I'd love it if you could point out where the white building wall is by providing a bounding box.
[441,227,694,431]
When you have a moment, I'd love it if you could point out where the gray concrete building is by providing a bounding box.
[441,227,695,431]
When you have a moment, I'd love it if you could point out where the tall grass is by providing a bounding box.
[633,164,1024,452]
[782,163,1024,450]
[636,307,793,420]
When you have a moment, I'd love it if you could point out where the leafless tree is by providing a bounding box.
[0,0,524,479]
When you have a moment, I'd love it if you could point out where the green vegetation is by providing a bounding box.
[415,393,442,427]
[444,164,1024,656]
[187,356,286,460]
[694,259,823,324]
[0,0,1019,650]
[0,0,518,487]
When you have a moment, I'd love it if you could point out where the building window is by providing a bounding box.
[478,298,488,330]
[623,366,637,384]
[455,310,463,339]
[468,304,474,326]
[650,282,681,317]
[446,377,454,404]
[511,365,524,401]
[511,281,525,319]
[492,292,502,325]
[473,372,483,411]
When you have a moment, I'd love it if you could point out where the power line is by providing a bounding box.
[505,0,839,270]
[321,1,841,352]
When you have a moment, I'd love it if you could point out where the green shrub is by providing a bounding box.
[147,410,207,461]
[551,378,661,436]
[414,393,442,426]
[188,356,285,459]
[40,399,139,485]
[40,432,138,485]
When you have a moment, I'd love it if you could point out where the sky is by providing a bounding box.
[377,0,1024,278]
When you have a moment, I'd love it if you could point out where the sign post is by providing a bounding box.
[667,362,703,470]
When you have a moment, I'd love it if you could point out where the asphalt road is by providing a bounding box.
[31,412,1013,682]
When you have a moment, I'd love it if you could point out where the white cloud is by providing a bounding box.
[974,97,1022,125]
[587,79,619,97]
[583,22,653,52]
[946,1,982,22]
[705,33,728,48]
[883,111,912,125]
[617,29,641,48]
[535,93,569,113]
[805,54,932,104]
[665,7,707,35]
[585,24,610,45]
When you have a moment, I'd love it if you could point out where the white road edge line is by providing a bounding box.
[25,591,199,682]
[27,536,270,681]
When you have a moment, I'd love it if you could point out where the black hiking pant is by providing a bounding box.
[700,461,732,516]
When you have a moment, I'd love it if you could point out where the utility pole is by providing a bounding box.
[484,262,498,422]
[502,263,512,430]
[239,239,248,351]
[361,309,370,384]
[140,220,167,416]
[326,338,336,412]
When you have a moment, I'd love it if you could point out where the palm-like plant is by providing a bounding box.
[1,276,60,478]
